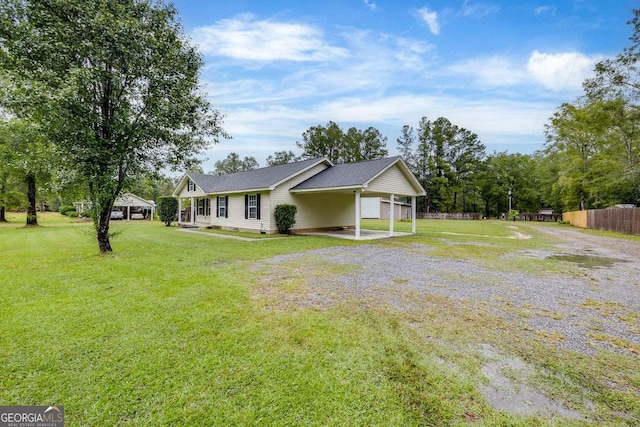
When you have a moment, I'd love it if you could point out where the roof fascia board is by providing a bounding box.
[290,185,365,194]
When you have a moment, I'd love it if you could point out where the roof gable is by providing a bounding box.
[174,157,330,195]
[291,157,425,195]
[114,193,156,207]
[291,157,399,191]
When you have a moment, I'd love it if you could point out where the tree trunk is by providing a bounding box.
[26,172,38,226]
[0,175,7,222]
[96,206,113,253]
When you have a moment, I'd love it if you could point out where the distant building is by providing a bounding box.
[361,197,412,220]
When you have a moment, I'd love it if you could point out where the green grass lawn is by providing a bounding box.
[0,214,636,426]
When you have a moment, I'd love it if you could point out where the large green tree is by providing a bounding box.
[0,0,226,251]
[412,117,485,213]
[297,122,388,163]
[341,127,388,163]
[212,153,259,175]
[476,152,541,218]
[0,118,54,225]
[266,150,298,166]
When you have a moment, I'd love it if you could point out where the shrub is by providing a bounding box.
[158,197,179,226]
[274,204,297,234]
[508,209,519,221]
[60,205,77,216]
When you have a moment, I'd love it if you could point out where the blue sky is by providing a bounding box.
[171,0,636,169]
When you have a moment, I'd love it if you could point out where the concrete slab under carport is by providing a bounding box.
[299,229,413,240]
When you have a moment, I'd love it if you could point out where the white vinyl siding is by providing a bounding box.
[268,163,331,232]
[176,177,205,198]
[366,164,420,196]
[291,193,354,230]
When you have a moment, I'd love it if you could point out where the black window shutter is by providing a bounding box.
[225,196,229,218]
[216,196,219,218]
[244,195,248,219]
[256,194,261,220]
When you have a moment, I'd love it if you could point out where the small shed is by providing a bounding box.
[361,197,412,220]
[114,193,155,220]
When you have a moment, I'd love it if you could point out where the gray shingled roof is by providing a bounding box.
[292,156,400,190]
[187,157,327,193]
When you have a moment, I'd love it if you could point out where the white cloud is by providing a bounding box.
[449,55,527,87]
[461,1,500,18]
[191,14,348,62]
[534,6,556,16]
[417,7,441,35]
[448,51,602,93]
[364,0,377,11]
[526,50,600,91]
[204,28,434,106]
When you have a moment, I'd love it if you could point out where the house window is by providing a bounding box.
[187,180,196,192]
[244,194,261,220]
[248,195,257,219]
[197,198,210,216]
[217,196,227,218]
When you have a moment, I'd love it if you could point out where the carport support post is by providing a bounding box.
[389,193,395,237]
[355,190,361,240]
[411,196,416,234]
[127,206,131,221]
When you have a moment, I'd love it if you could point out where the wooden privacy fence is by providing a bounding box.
[418,212,482,220]
[563,208,640,235]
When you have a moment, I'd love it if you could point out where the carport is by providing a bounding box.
[113,193,155,221]
[289,158,426,239]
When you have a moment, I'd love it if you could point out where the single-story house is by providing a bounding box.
[173,156,426,239]
[361,197,412,220]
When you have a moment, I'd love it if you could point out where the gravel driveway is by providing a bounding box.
[255,223,640,358]
[253,223,639,421]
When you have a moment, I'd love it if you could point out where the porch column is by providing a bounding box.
[210,197,215,226]
[190,197,195,225]
[389,193,395,236]
[355,190,361,240]
[127,206,131,221]
[178,198,182,224]
[411,196,417,234]
[150,204,154,221]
